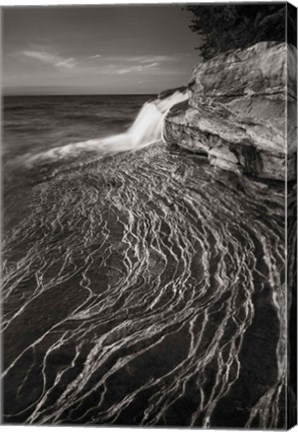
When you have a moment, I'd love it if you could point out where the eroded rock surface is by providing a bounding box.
[164,42,297,181]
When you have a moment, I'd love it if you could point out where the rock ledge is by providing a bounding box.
[164,42,297,181]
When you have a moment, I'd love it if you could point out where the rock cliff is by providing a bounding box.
[164,42,297,181]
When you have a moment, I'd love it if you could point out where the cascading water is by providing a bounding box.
[127,90,188,146]
[26,90,188,166]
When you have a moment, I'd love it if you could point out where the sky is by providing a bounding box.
[2,5,202,95]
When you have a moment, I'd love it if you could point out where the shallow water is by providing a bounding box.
[2,95,291,427]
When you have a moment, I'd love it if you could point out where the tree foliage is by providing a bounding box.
[185,4,295,61]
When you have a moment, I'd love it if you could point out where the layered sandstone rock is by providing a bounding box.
[164,42,297,181]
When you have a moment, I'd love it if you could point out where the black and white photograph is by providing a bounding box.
[1,1,297,429]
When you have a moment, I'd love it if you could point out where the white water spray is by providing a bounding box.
[26,90,188,165]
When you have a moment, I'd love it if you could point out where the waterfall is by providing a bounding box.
[26,90,188,166]
[101,90,188,152]
[127,90,188,147]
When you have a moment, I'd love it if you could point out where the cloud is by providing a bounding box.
[88,54,102,59]
[19,49,188,77]
[22,50,76,69]
[133,55,171,64]
[116,62,159,75]
[100,54,182,75]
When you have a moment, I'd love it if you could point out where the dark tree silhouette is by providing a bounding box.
[185,3,296,60]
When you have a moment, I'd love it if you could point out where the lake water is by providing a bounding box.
[2,94,291,428]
